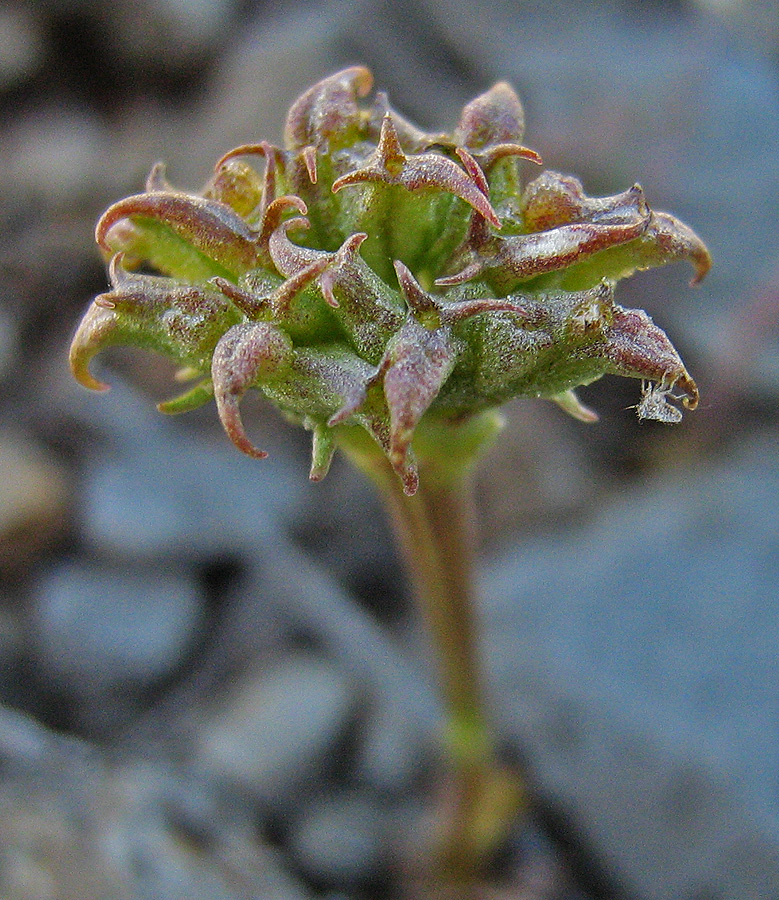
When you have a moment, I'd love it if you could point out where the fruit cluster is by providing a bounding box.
[71,67,709,494]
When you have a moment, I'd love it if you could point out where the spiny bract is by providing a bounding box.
[70,67,710,495]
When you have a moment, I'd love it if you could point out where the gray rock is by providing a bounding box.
[0,708,312,900]
[6,107,108,206]
[473,401,599,549]
[234,542,440,793]
[0,303,18,382]
[355,704,431,794]
[289,790,389,886]
[32,560,204,714]
[253,539,441,735]
[481,431,779,900]
[291,461,402,612]
[186,4,360,183]
[72,379,303,561]
[108,0,240,67]
[197,653,358,808]
[113,770,312,900]
[0,707,126,900]
[0,607,27,712]
[0,5,44,90]
[0,704,97,778]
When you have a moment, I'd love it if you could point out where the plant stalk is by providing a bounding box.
[337,419,525,885]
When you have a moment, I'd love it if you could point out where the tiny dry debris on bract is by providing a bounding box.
[636,379,685,423]
[69,67,710,893]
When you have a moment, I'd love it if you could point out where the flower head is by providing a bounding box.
[71,67,709,494]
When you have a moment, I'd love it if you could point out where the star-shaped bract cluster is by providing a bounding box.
[70,67,709,494]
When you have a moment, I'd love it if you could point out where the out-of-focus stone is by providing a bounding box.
[31,560,204,730]
[112,767,312,900]
[0,429,69,576]
[70,380,302,561]
[0,707,312,900]
[249,539,442,741]
[5,108,108,206]
[197,653,357,809]
[187,6,356,181]
[0,5,44,90]
[693,0,779,57]
[0,707,125,900]
[289,790,389,887]
[0,788,127,900]
[0,304,19,382]
[292,462,406,621]
[108,0,240,68]
[0,607,27,712]
[355,704,431,794]
[482,430,779,900]
[474,400,598,552]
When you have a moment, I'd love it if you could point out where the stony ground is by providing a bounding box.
[1,1,778,898]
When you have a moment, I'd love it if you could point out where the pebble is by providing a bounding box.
[0,304,19,382]
[0,707,124,900]
[114,806,310,900]
[0,788,125,900]
[249,538,442,741]
[0,429,69,577]
[73,380,302,561]
[108,0,240,67]
[0,709,311,900]
[197,653,357,808]
[0,5,44,90]
[473,401,598,551]
[31,560,204,727]
[115,764,314,900]
[289,791,389,887]
[355,705,431,794]
[190,6,356,176]
[6,108,108,207]
[292,463,406,619]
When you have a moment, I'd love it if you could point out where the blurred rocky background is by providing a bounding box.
[1,0,777,898]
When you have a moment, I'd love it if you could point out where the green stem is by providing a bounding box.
[336,416,525,885]
[384,477,489,766]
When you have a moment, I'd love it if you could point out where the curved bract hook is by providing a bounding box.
[96,191,263,280]
[211,322,294,459]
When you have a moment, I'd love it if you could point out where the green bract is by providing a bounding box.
[70,67,709,495]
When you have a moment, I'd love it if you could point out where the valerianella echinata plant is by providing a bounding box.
[70,67,709,497]
[70,67,711,887]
